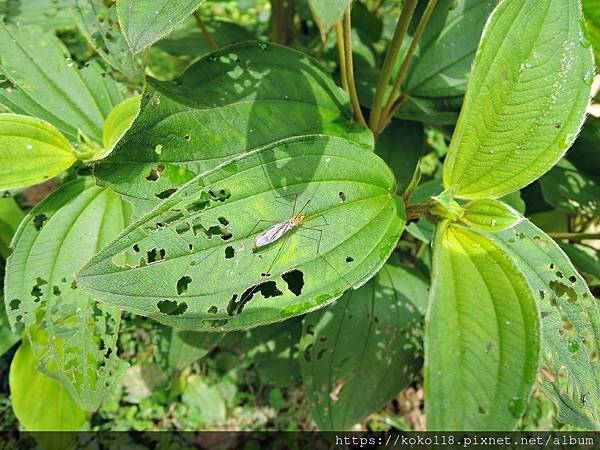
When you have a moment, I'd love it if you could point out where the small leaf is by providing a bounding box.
[78,135,405,332]
[154,326,223,378]
[300,256,428,430]
[9,340,87,431]
[308,0,352,35]
[0,23,123,143]
[102,95,141,151]
[460,198,520,232]
[443,0,594,199]
[73,0,142,80]
[94,42,372,213]
[0,114,76,190]
[539,160,600,217]
[479,216,600,428]
[5,178,131,410]
[116,0,206,54]
[0,196,24,258]
[425,222,540,430]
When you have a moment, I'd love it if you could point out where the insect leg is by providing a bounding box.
[264,231,293,276]
[246,219,281,239]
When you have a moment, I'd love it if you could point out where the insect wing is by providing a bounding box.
[254,221,293,248]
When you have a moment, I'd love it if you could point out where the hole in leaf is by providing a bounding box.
[227,281,283,316]
[157,300,187,315]
[345,256,354,263]
[549,280,577,303]
[33,214,48,231]
[52,286,61,296]
[209,188,231,202]
[146,165,165,181]
[218,217,229,226]
[9,299,20,310]
[147,248,166,263]
[155,188,177,199]
[569,275,577,283]
[225,246,235,259]
[133,244,140,252]
[282,269,304,296]
[207,305,218,314]
[176,276,192,295]
[339,192,347,202]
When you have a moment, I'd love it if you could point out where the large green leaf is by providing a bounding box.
[307,0,352,35]
[9,340,87,431]
[425,222,540,430]
[102,95,141,151]
[480,217,600,428]
[72,0,142,80]
[0,23,123,143]
[116,0,205,54]
[539,160,600,217]
[5,178,132,411]
[443,0,594,199]
[94,42,372,213]
[0,114,77,190]
[78,135,405,331]
[300,256,428,430]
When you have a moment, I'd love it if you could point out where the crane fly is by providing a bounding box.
[252,214,306,251]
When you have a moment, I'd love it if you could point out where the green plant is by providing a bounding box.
[0,0,599,433]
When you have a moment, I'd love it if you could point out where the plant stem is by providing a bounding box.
[336,21,350,94]
[548,232,600,241]
[378,0,438,134]
[369,0,418,132]
[343,8,367,126]
[193,11,219,51]
[270,0,294,44]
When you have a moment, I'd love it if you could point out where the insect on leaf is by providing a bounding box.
[77,135,405,332]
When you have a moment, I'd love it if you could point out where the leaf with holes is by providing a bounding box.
[116,0,206,54]
[443,0,594,199]
[5,178,132,411]
[0,114,77,190]
[78,135,405,332]
[539,160,600,218]
[93,42,372,214]
[0,23,123,143]
[425,222,540,430]
[300,256,428,430]
[73,0,142,80]
[479,216,600,429]
[9,340,87,431]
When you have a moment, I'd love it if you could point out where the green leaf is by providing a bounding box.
[375,120,424,194]
[0,196,24,259]
[560,243,600,284]
[443,0,594,199]
[425,222,540,430]
[567,117,600,176]
[0,114,77,190]
[405,0,497,99]
[460,198,520,232]
[9,340,87,431]
[0,23,123,143]
[308,0,351,35]
[154,327,223,378]
[479,216,600,428]
[94,42,372,213]
[78,135,405,332]
[116,0,205,54]
[181,374,227,425]
[539,160,600,217]
[5,178,132,410]
[102,95,141,151]
[156,19,255,57]
[0,0,76,31]
[583,0,600,63]
[73,0,142,80]
[300,256,428,430]
[0,294,19,357]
